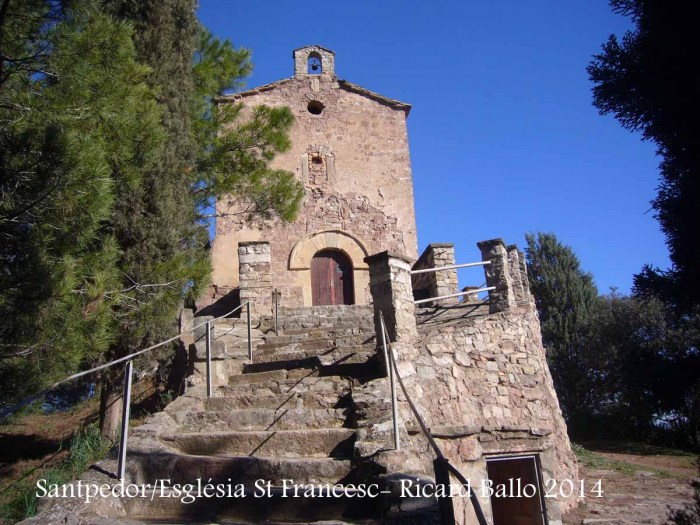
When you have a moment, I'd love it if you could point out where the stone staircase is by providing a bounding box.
[122,305,399,524]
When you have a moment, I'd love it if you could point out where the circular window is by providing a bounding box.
[307,100,324,115]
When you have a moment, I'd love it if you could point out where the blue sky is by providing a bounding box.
[198,0,669,294]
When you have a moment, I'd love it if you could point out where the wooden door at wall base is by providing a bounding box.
[486,456,546,525]
[311,250,354,306]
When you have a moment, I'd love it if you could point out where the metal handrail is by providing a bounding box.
[414,286,495,305]
[0,301,250,420]
[379,316,400,450]
[410,260,491,275]
[379,312,490,525]
[0,300,253,481]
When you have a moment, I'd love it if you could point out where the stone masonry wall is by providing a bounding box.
[208,47,417,308]
[411,243,459,305]
[401,307,579,523]
[238,241,272,318]
[365,240,579,525]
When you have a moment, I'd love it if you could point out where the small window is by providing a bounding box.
[308,52,322,74]
[307,100,324,115]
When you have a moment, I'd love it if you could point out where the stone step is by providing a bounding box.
[277,305,374,317]
[265,326,374,345]
[206,390,351,411]
[121,484,380,523]
[257,332,376,353]
[277,320,375,333]
[126,452,355,486]
[219,375,351,396]
[246,348,377,373]
[210,333,265,346]
[285,319,374,331]
[162,429,356,458]
[272,313,374,331]
[228,368,345,385]
[194,320,263,339]
[181,407,348,431]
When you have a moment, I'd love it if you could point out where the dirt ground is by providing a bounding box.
[0,379,161,524]
[563,443,698,525]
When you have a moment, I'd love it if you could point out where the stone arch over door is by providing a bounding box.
[289,230,370,306]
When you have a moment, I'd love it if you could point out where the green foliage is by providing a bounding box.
[571,443,674,478]
[524,232,600,422]
[0,0,302,424]
[525,232,599,349]
[588,0,700,313]
[94,2,302,437]
[0,1,164,404]
[192,28,303,223]
[527,232,700,448]
[587,0,700,450]
[0,424,110,522]
[589,294,700,445]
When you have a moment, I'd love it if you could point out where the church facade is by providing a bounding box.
[208,45,418,309]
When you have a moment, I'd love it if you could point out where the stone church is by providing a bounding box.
[23,46,579,525]
[208,45,417,310]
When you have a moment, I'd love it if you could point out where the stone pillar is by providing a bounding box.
[365,251,417,343]
[507,245,528,305]
[518,248,536,307]
[238,241,272,319]
[179,307,194,348]
[460,285,480,302]
[411,243,459,306]
[477,238,516,314]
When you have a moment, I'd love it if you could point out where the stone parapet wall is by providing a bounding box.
[365,251,417,345]
[395,305,578,522]
[507,244,534,307]
[365,240,578,524]
[478,238,517,313]
[238,241,272,318]
[411,243,459,305]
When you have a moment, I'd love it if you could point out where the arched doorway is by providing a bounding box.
[311,250,354,306]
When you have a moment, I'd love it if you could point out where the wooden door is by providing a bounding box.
[311,250,354,306]
[486,456,546,525]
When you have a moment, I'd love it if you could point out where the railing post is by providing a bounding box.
[205,320,212,398]
[247,302,253,362]
[434,457,456,525]
[117,359,133,482]
[380,314,400,450]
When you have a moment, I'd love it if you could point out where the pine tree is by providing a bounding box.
[0,1,164,406]
[98,2,304,438]
[524,232,601,427]
[588,0,700,313]
[192,28,303,225]
[94,0,206,438]
[589,0,700,447]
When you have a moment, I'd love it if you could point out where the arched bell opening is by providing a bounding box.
[307,52,322,75]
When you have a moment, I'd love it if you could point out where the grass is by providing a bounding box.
[0,377,163,524]
[578,440,698,457]
[0,423,110,524]
[572,443,676,478]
